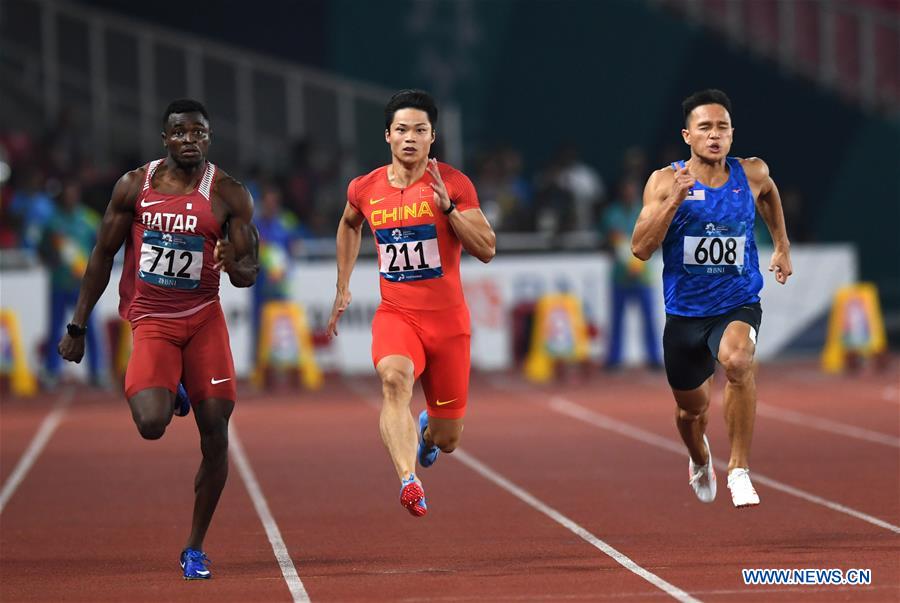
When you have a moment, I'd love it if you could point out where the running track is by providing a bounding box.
[1,359,898,602]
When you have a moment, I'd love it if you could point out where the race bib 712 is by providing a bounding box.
[139,230,204,289]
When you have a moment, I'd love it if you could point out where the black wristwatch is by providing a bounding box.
[443,200,457,215]
[67,323,88,337]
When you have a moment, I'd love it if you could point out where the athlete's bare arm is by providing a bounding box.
[631,166,695,260]
[328,202,365,337]
[742,157,793,284]
[426,159,496,263]
[58,169,142,362]
[213,175,258,288]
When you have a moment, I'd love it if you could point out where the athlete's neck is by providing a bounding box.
[388,158,428,189]
[687,155,729,188]
[162,156,207,188]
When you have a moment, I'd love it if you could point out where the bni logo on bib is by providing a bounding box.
[682,222,746,275]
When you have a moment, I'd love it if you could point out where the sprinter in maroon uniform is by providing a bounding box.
[58,99,258,580]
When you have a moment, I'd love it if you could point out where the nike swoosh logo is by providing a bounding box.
[195,570,210,576]
[210,377,231,385]
[140,199,167,208]
[434,398,457,406]
[369,197,385,205]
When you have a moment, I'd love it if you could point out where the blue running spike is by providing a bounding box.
[174,383,191,417]
[180,548,211,580]
[417,410,440,468]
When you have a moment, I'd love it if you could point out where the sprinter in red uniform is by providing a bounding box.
[58,99,258,579]
[328,90,496,517]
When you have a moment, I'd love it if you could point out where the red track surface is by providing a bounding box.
[1,359,898,602]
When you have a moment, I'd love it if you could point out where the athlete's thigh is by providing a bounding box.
[420,332,470,420]
[125,318,182,400]
[371,306,426,379]
[663,314,715,391]
[708,302,761,361]
[182,304,237,403]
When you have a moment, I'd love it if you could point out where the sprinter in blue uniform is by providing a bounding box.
[631,89,792,508]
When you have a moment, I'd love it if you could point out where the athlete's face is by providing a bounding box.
[385,108,435,165]
[163,112,210,167]
[682,104,733,162]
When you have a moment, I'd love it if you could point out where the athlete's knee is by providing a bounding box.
[134,415,169,440]
[676,405,707,423]
[430,429,460,453]
[721,347,754,383]
[379,365,413,399]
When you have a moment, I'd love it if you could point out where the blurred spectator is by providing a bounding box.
[598,177,661,369]
[475,145,532,231]
[253,183,313,355]
[533,160,575,236]
[553,144,605,229]
[9,167,55,253]
[38,180,104,385]
[0,144,18,249]
[284,140,318,225]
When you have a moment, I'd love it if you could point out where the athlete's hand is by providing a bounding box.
[671,166,696,204]
[57,333,85,363]
[769,248,793,285]
[327,288,352,338]
[426,158,452,212]
[213,239,235,272]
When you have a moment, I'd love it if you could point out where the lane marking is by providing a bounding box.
[0,389,74,514]
[229,422,310,602]
[454,449,701,603]
[548,396,900,535]
[751,401,900,448]
[345,382,699,603]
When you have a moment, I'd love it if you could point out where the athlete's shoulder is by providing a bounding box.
[736,156,770,183]
[644,164,675,194]
[210,166,253,215]
[350,165,388,198]
[111,165,147,207]
[436,161,471,183]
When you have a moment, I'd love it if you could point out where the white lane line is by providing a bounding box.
[229,422,310,603]
[344,382,699,603]
[548,396,900,535]
[453,449,701,603]
[752,401,900,448]
[0,388,74,514]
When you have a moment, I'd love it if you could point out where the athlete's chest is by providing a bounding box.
[362,184,439,228]
[135,190,223,238]
[677,184,754,224]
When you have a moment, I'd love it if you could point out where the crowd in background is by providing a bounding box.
[1,108,813,259]
[0,111,815,383]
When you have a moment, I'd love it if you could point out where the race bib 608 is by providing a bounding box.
[683,222,746,275]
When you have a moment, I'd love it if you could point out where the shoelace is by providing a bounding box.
[689,466,708,486]
[729,470,756,492]
[186,551,211,567]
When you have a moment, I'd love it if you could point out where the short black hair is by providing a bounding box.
[384,89,438,130]
[682,89,733,126]
[162,99,210,127]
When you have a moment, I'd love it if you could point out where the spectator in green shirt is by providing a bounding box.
[39,180,103,385]
[598,178,661,368]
